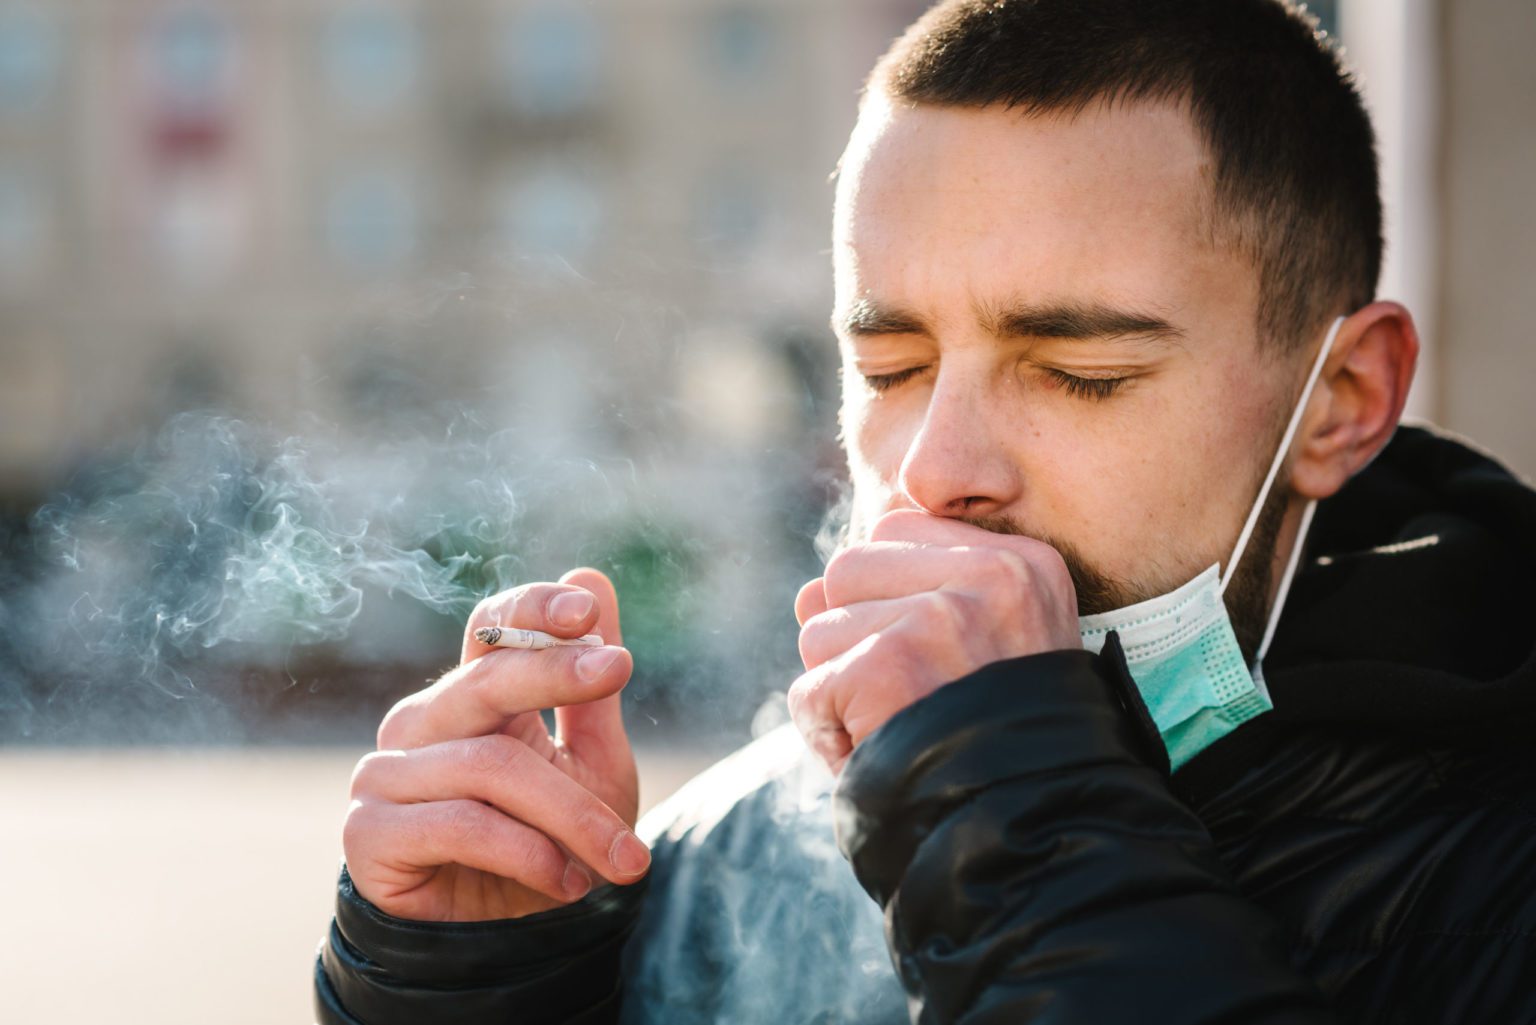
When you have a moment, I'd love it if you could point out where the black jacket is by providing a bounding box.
[316,424,1536,1023]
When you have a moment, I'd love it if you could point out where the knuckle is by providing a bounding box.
[505,583,547,624]
[470,591,507,628]
[876,624,917,665]
[821,548,862,606]
[914,590,962,637]
[987,549,1034,592]
[464,734,523,783]
[437,800,491,851]
[503,825,561,880]
[375,699,414,750]
[869,510,914,542]
[341,800,378,857]
[349,750,396,796]
[458,654,519,709]
[786,675,813,721]
[797,618,831,667]
[571,805,621,851]
[1038,544,1073,594]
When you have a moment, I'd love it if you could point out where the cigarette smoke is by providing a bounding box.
[0,399,835,744]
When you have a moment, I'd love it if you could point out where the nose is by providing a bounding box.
[895,371,1021,519]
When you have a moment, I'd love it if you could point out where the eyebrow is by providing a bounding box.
[835,297,1184,344]
[835,299,927,337]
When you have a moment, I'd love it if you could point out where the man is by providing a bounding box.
[316,2,1536,1022]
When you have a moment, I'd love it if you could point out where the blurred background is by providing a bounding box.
[0,0,1532,1021]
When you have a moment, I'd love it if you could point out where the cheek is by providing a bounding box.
[1025,366,1271,590]
[841,391,899,539]
[1093,360,1284,584]
[843,387,916,488]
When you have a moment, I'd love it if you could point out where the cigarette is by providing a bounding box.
[474,626,605,650]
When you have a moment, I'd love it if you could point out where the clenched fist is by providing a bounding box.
[343,567,651,922]
[790,510,1081,775]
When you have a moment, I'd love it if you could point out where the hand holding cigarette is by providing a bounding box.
[344,568,649,923]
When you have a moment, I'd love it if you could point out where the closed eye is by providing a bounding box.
[860,366,930,393]
[1043,367,1129,401]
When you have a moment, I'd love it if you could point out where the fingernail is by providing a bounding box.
[550,592,594,629]
[562,861,592,900]
[609,830,651,877]
[576,646,623,683]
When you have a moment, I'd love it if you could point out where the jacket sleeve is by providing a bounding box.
[314,864,648,1025]
[831,636,1340,1025]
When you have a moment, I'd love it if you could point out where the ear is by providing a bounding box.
[1290,301,1420,500]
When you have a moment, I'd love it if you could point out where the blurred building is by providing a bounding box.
[0,0,933,493]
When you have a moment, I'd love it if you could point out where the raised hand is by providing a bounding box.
[343,567,650,922]
[790,510,1080,775]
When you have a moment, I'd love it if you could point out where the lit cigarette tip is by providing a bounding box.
[475,626,604,650]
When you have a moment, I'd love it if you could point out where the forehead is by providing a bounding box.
[833,96,1248,323]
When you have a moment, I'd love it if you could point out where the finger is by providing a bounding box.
[462,582,603,663]
[554,568,632,763]
[870,508,1069,560]
[829,544,970,608]
[790,629,922,769]
[378,642,632,749]
[868,508,1005,545]
[352,737,651,885]
[826,533,1075,616]
[345,798,590,906]
[559,568,623,646]
[798,595,910,671]
[786,675,853,776]
[788,635,884,775]
[795,577,829,626]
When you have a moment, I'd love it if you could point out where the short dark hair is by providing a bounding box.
[869,0,1382,356]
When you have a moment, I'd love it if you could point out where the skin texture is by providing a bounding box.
[344,93,1418,921]
[788,94,1419,774]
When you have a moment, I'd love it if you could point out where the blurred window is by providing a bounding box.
[703,7,775,86]
[150,168,243,283]
[498,5,600,117]
[325,170,418,273]
[496,166,602,263]
[0,4,58,115]
[323,4,418,116]
[150,7,233,117]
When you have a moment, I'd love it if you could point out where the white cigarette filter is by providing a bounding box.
[474,626,605,650]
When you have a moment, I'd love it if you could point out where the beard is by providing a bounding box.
[955,479,1285,664]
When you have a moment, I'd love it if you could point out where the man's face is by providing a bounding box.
[832,95,1300,620]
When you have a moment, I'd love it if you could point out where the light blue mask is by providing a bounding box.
[1078,316,1344,771]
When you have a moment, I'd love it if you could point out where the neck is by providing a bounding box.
[1261,489,1313,647]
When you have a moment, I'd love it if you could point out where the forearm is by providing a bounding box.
[315,865,648,1025]
[833,644,1338,1025]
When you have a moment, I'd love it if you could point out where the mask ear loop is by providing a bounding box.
[1255,497,1316,664]
[1219,315,1345,597]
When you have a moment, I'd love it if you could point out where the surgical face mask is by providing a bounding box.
[1078,316,1344,771]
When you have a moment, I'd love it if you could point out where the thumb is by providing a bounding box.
[554,567,632,765]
